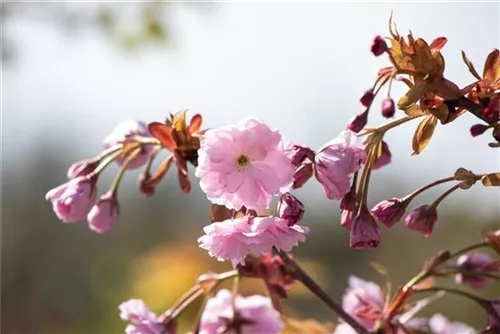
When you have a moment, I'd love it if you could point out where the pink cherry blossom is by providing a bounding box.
[195,118,294,212]
[199,289,283,334]
[198,216,309,267]
[87,192,120,234]
[45,176,97,223]
[341,276,384,331]
[119,299,167,334]
[314,131,366,200]
[103,120,154,170]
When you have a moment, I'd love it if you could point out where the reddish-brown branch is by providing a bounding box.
[277,250,369,334]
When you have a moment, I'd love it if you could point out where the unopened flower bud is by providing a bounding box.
[45,176,97,223]
[103,120,154,170]
[360,89,375,107]
[340,190,357,229]
[370,35,388,56]
[138,173,155,197]
[371,141,392,170]
[493,127,500,142]
[288,144,314,167]
[381,97,395,118]
[455,252,496,290]
[347,111,368,133]
[292,162,313,189]
[485,299,500,326]
[371,198,407,227]
[405,205,438,237]
[67,158,99,179]
[350,205,380,249]
[278,193,305,226]
[470,124,489,137]
[87,192,119,234]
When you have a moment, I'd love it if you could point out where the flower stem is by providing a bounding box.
[109,148,142,197]
[430,183,462,209]
[277,250,369,334]
[449,242,488,260]
[413,286,487,304]
[402,176,456,202]
[359,114,423,137]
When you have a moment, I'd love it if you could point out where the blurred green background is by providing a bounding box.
[2,2,499,333]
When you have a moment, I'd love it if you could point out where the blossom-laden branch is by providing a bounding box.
[43,12,500,334]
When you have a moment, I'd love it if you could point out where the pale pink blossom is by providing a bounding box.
[199,289,283,334]
[428,314,476,334]
[46,176,97,223]
[119,299,167,334]
[87,192,119,234]
[314,131,366,200]
[103,120,154,170]
[198,216,309,267]
[341,276,384,331]
[195,118,294,212]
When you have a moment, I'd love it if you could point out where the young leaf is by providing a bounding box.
[369,261,388,276]
[430,37,447,52]
[412,115,438,155]
[148,155,174,186]
[461,51,482,80]
[481,173,500,187]
[398,79,430,109]
[483,49,500,83]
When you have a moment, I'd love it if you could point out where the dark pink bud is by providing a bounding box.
[360,89,375,107]
[349,206,380,249]
[381,97,395,118]
[370,35,388,56]
[340,190,357,230]
[292,162,313,189]
[67,158,99,179]
[493,127,500,142]
[470,124,489,137]
[87,192,119,234]
[371,141,392,170]
[405,205,438,237]
[370,198,407,228]
[138,173,155,197]
[278,193,305,226]
[288,144,314,167]
[485,299,500,326]
[347,110,368,133]
[455,252,496,290]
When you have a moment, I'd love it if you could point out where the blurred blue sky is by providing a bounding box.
[3,2,499,219]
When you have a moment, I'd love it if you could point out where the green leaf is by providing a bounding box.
[369,261,388,276]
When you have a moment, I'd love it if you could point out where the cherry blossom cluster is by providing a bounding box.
[45,15,500,334]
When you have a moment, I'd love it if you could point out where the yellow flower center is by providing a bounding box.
[236,154,250,170]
